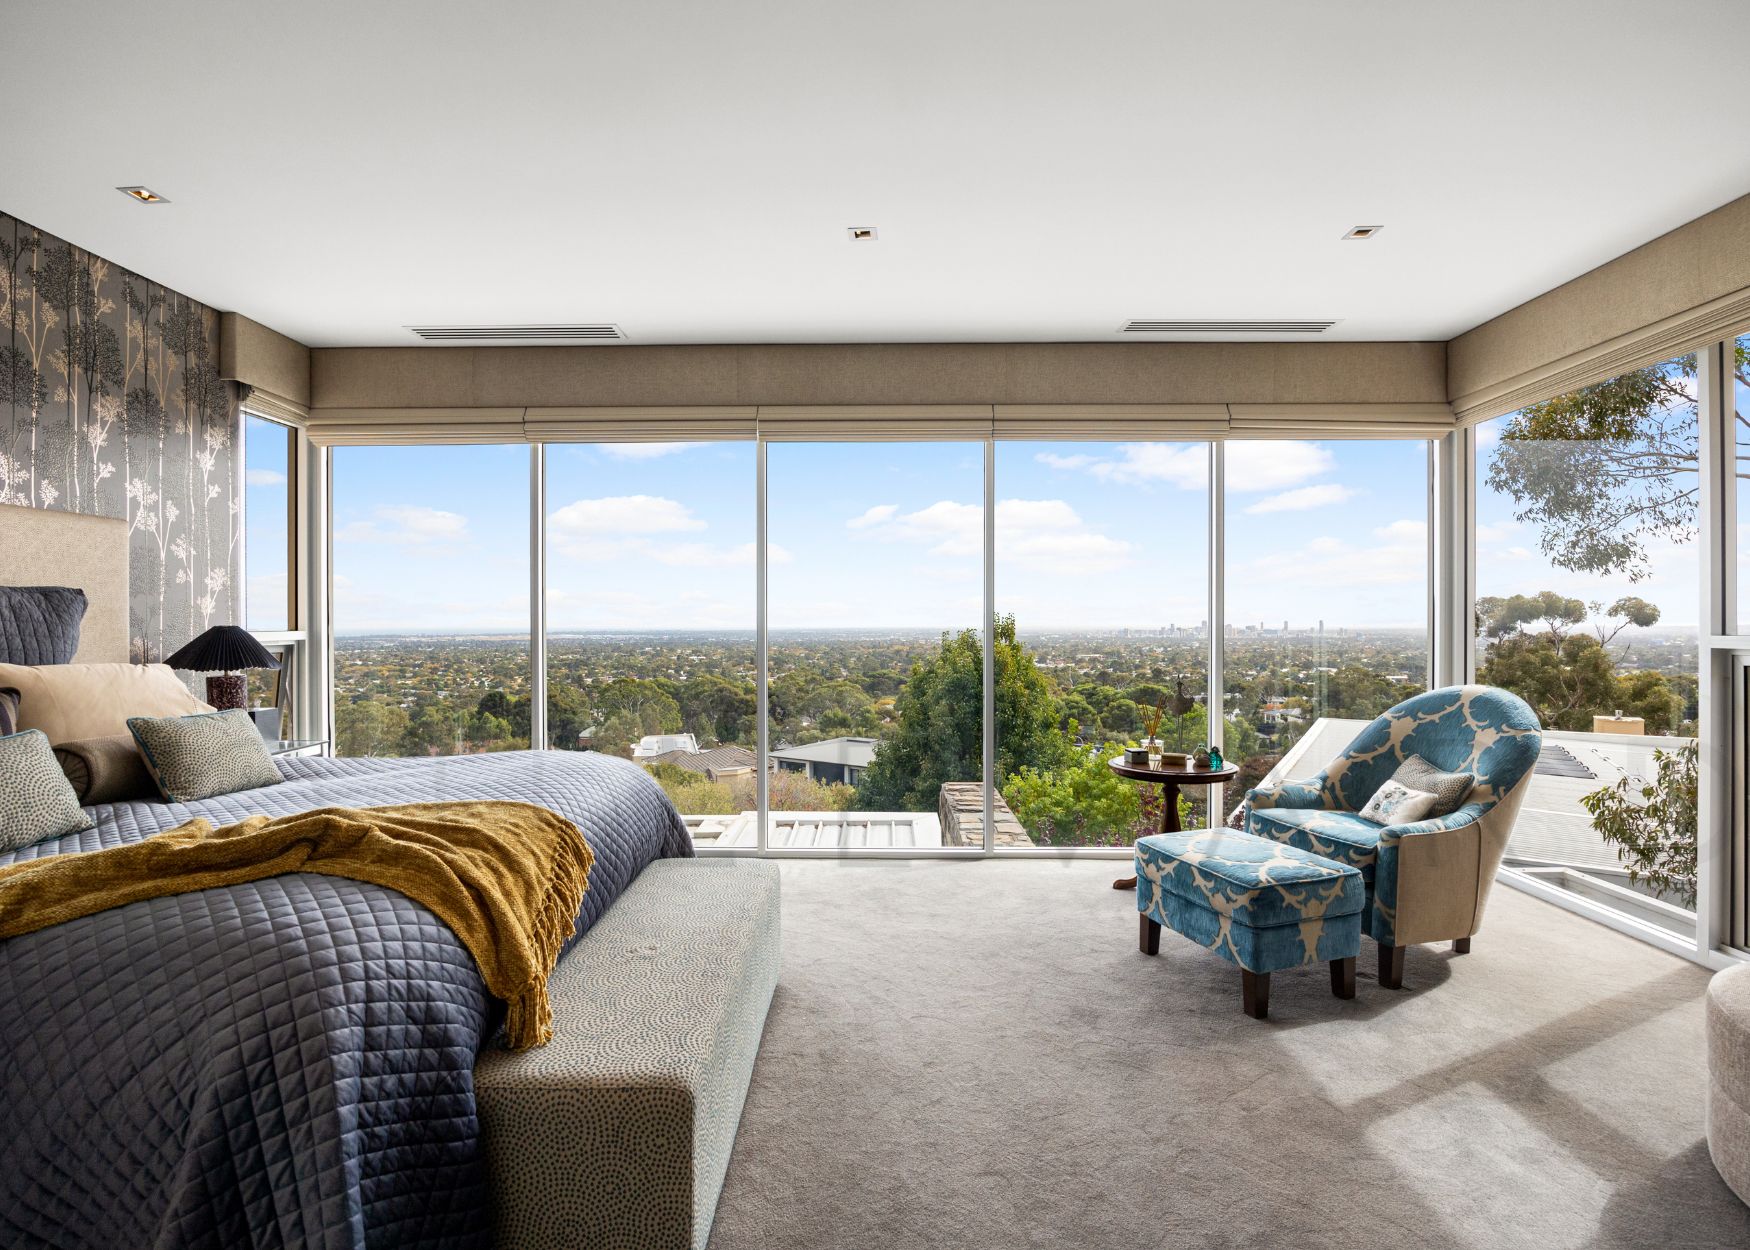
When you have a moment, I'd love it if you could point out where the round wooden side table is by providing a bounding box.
[1108,757,1240,889]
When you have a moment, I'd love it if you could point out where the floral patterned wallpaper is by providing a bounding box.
[0,211,240,662]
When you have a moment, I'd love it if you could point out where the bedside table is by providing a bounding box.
[268,739,329,758]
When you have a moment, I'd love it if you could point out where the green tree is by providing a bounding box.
[1483,351,1737,581]
[406,704,459,755]
[678,674,756,743]
[594,678,682,733]
[1003,744,1142,846]
[335,699,410,757]
[1580,743,1697,905]
[1478,592,1683,732]
[855,615,1068,810]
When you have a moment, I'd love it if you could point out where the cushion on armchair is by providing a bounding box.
[1391,755,1475,816]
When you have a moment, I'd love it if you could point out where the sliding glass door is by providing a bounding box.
[330,444,529,757]
[543,441,756,843]
[994,441,1211,845]
[1224,438,1432,796]
[763,441,986,850]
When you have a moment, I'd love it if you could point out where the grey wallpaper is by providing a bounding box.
[0,211,240,662]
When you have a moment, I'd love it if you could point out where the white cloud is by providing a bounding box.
[1224,441,1336,491]
[1243,483,1362,514]
[1373,519,1426,543]
[600,442,707,460]
[1087,443,1208,488]
[846,504,899,529]
[1239,526,1425,591]
[548,494,706,537]
[1035,452,1097,470]
[1476,520,1521,543]
[335,504,471,547]
[244,468,286,487]
[840,496,1136,575]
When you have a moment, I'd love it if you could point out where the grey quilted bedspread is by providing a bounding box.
[0,750,692,1250]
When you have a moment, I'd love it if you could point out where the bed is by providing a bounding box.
[0,749,693,1249]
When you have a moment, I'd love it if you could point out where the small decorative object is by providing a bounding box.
[1192,744,1213,770]
[1208,743,1224,770]
[1140,694,1168,768]
[1161,751,1189,768]
[161,625,281,712]
[1123,746,1151,767]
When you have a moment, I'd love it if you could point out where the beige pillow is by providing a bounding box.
[0,662,214,745]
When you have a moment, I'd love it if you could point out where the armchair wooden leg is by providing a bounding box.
[1242,969,1270,1019]
[1140,914,1161,955]
[1330,956,1356,999]
[1378,941,1405,990]
[1451,937,1471,954]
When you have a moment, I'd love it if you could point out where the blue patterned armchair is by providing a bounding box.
[1244,685,1541,987]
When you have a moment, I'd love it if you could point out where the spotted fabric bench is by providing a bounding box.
[1135,829,1363,1019]
[475,857,780,1250]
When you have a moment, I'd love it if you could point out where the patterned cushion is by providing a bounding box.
[1391,754,1475,817]
[127,709,284,803]
[1248,806,1384,879]
[0,585,88,665]
[1135,830,1364,928]
[0,729,96,851]
[1359,778,1437,826]
[0,686,17,737]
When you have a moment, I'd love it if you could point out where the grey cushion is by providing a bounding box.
[128,709,284,803]
[0,585,88,665]
[54,733,158,805]
[0,686,17,737]
[0,728,96,851]
[1391,754,1476,818]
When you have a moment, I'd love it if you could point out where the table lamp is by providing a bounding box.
[162,625,281,712]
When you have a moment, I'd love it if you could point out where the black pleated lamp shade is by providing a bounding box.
[162,625,281,674]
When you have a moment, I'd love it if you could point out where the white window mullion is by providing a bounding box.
[983,437,996,853]
[529,443,548,749]
[756,434,770,855]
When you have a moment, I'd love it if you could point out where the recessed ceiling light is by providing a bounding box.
[117,186,169,204]
[847,226,878,242]
[1342,225,1383,240]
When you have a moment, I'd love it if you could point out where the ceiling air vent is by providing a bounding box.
[406,324,626,342]
[1121,320,1339,334]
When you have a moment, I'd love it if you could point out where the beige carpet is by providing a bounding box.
[706,859,1750,1250]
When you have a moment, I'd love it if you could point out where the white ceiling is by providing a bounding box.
[6,1,1750,349]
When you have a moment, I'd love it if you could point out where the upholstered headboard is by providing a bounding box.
[0,502,129,663]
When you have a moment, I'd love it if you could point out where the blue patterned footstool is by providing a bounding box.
[1135,830,1364,1019]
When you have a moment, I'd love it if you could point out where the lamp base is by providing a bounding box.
[206,673,247,711]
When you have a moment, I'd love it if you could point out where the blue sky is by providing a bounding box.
[243,415,290,631]
[321,438,1443,634]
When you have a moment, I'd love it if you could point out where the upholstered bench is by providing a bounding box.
[1135,830,1363,1019]
[475,858,781,1250]
[1708,961,1750,1206]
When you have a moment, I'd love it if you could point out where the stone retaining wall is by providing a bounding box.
[938,783,1034,847]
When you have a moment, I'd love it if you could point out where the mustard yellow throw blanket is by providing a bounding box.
[0,801,593,1049]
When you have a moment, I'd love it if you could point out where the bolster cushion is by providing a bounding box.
[54,734,158,805]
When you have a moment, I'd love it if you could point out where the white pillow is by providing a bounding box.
[1359,778,1439,826]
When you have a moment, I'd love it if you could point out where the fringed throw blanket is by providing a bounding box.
[0,799,594,1049]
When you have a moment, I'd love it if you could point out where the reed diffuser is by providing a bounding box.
[1142,694,1167,768]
